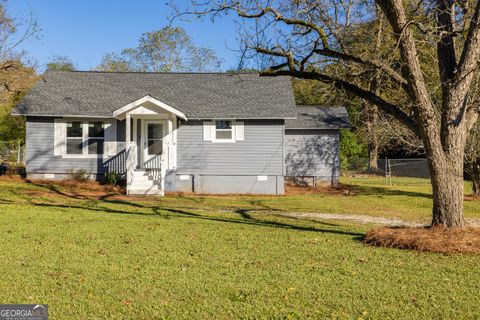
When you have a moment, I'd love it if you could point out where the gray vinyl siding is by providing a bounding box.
[168,173,284,195]
[25,116,125,175]
[285,129,340,180]
[176,120,284,175]
[195,175,283,194]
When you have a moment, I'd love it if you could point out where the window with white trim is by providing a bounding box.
[214,120,234,141]
[203,120,244,142]
[66,121,83,155]
[87,122,105,155]
[66,121,105,156]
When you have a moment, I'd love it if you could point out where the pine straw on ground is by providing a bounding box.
[28,178,124,193]
[364,226,480,254]
[284,183,354,196]
[20,178,131,200]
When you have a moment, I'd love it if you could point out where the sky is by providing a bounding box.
[6,0,241,71]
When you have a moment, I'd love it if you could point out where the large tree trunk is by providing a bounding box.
[368,140,379,171]
[365,102,379,171]
[367,6,382,172]
[429,153,466,227]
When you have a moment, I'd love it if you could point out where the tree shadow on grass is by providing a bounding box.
[176,194,207,204]
[28,200,363,238]
[0,198,14,204]
[26,180,149,209]
[244,200,283,212]
[16,180,364,237]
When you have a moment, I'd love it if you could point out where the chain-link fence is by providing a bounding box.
[379,158,430,185]
[378,158,430,179]
[0,141,25,164]
[344,157,431,184]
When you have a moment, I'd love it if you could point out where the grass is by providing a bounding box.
[153,176,480,222]
[0,176,479,319]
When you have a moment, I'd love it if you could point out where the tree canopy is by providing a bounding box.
[46,55,75,71]
[0,1,38,143]
[96,26,223,72]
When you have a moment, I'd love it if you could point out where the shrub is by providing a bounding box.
[67,168,90,182]
[104,171,122,186]
[0,162,7,175]
[339,129,367,171]
[0,162,26,177]
[11,163,25,177]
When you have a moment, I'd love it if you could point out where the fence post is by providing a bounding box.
[384,156,388,184]
[384,157,392,186]
[388,159,392,186]
[17,140,21,164]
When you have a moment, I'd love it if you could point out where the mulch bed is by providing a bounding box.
[0,175,25,182]
[28,178,124,193]
[20,178,133,201]
[364,226,480,254]
[285,183,354,196]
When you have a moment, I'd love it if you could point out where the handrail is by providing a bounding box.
[126,141,167,192]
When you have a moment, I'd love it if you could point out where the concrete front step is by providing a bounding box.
[130,184,158,190]
[130,178,156,185]
[128,170,163,196]
[132,171,151,178]
[127,189,165,196]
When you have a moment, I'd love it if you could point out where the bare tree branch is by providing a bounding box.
[436,0,457,83]
[261,68,419,134]
[454,0,480,90]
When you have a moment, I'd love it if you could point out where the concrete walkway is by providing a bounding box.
[267,211,480,228]
[271,212,426,227]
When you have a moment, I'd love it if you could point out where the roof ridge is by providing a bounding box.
[296,105,346,108]
[47,70,261,75]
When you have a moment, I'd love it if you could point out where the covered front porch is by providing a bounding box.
[113,95,186,195]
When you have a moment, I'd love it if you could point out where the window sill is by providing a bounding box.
[211,139,236,143]
[62,154,107,159]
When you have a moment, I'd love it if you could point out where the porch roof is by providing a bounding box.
[13,71,297,119]
[113,95,188,120]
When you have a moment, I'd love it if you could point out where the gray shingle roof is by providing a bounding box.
[286,105,351,129]
[13,71,296,119]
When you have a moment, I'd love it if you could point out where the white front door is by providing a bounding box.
[142,120,166,168]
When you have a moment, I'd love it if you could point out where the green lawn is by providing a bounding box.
[0,177,479,319]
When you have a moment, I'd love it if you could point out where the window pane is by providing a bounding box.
[66,138,83,154]
[88,122,104,138]
[216,120,231,129]
[87,139,104,155]
[148,123,163,140]
[216,131,232,140]
[67,122,82,137]
[147,139,163,155]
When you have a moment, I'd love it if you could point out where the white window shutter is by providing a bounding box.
[105,120,117,156]
[54,119,65,156]
[203,121,213,141]
[235,121,244,141]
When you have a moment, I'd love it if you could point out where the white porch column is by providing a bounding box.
[125,113,132,192]
[167,115,176,170]
[126,113,131,146]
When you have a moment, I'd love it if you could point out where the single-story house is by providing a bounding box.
[12,71,351,195]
